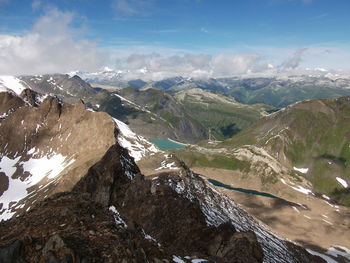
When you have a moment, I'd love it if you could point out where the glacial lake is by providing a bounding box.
[149,138,186,151]
[208,179,281,199]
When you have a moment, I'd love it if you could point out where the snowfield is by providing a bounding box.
[155,154,179,170]
[336,177,348,188]
[113,118,159,161]
[0,76,27,95]
[293,167,309,174]
[0,153,75,221]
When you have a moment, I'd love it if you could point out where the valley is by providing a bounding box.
[1,73,350,262]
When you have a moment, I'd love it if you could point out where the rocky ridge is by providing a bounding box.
[0,85,157,221]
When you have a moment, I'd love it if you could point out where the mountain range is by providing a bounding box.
[74,69,350,108]
[0,77,325,262]
[1,73,350,262]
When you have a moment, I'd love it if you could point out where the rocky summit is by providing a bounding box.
[0,87,324,263]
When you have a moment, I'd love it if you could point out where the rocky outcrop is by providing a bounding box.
[0,192,170,263]
[0,89,117,220]
[72,144,263,262]
[20,74,97,104]
[0,143,265,263]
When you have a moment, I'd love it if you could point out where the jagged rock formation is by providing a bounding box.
[0,143,265,262]
[0,143,323,263]
[9,75,208,143]
[0,86,158,221]
[20,74,97,104]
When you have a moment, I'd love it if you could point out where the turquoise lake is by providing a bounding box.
[149,138,186,151]
[208,179,282,199]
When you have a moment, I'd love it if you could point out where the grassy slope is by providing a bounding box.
[220,97,350,206]
[175,89,275,140]
[173,149,251,172]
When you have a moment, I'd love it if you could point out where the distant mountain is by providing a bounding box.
[108,86,207,143]
[148,76,350,108]
[19,74,97,103]
[87,81,277,142]
[174,88,275,140]
[10,75,208,143]
[80,72,350,108]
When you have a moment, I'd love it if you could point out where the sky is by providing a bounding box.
[0,0,350,78]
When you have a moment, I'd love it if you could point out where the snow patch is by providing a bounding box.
[172,256,185,263]
[155,155,179,170]
[290,185,313,195]
[307,249,338,263]
[0,76,27,95]
[120,155,136,180]
[113,118,159,161]
[281,178,313,195]
[0,154,75,221]
[327,246,350,261]
[293,167,309,174]
[21,154,75,183]
[142,229,161,247]
[322,194,331,200]
[322,219,333,225]
[336,177,348,188]
[292,206,300,213]
[27,147,36,155]
[109,206,127,228]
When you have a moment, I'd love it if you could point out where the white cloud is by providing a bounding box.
[105,43,350,80]
[280,48,307,70]
[111,0,154,16]
[211,53,265,76]
[110,51,271,80]
[31,0,43,10]
[1,4,348,79]
[0,8,105,75]
[200,27,208,33]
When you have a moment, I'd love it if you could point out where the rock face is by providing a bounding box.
[20,74,97,104]
[0,144,265,263]
[0,89,117,220]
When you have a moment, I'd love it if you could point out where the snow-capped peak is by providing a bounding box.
[0,76,27,95]
[103,66,114,72]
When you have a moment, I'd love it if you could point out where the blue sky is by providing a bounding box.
[0,0,350,77]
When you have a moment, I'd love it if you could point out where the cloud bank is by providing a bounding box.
[0,6,349,79]
[112,52,273,80]
[0,8,106,75]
